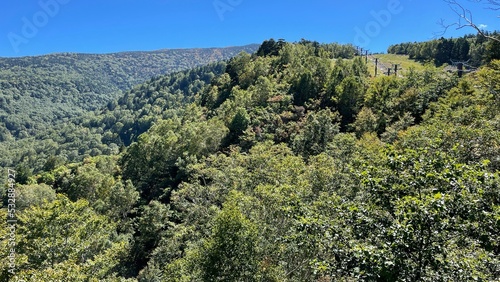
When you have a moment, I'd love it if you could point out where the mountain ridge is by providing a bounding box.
[0,44,259,138]
[0,44,260,58]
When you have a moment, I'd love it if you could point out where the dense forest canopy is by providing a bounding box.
[0,62,230,174]
[387,32,500,66]
[1,39,499,281]
[0,45,259,139]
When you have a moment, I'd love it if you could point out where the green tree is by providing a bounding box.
[1,195,130,281]
[451,37,470,61]
[198,194,259,282]
[256,38,286,57]
[55,156,139,221]
[352,107,378,137]
[484,35,500,62]
[132,201,172,275]
[292,71,317,106]
[292,109,340,158]
[336,76,365,126]
[12,183,56,211]
[226,107,251,144]
[121,106,228,201]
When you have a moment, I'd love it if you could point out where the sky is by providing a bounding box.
[1,0,499,57]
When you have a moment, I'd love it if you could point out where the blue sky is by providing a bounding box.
[1,0,499,57]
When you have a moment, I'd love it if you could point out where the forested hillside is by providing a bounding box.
[1,40,499,281]
[387,32,500,66]
[0,62,229,174]
[0,44,259,138]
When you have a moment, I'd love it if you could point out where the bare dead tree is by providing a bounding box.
[437,0,500,42]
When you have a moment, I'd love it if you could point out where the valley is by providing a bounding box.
[0,37,499,281]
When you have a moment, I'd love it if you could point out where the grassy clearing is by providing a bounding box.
[366,54,436,77]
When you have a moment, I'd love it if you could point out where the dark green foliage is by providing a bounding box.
[452,36,471,61]
[256,38,286,57]
[0,195,132,281]
[199,197,259,281]
[434,37,454,66]
[0,61,230,175]
[1,40,499,281]
[225,52,252,87]
[131,201,172,274]
[54,156,139,220]
[324,57,369,127]
[121,106,228,202]
[226,107,251,144]
[0,45,259,139]
[292,71,317,106]
[292,109,340,158]
[388,32,499,66]
[14,164,32,185]
[484,35,500,62]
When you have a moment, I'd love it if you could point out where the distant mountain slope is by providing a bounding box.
[0,62,228,172]
[0,44,259,138]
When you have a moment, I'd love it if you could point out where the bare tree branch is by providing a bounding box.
[438,0,500,42]
[485,0,500,10]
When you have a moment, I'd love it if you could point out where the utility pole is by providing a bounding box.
[392,64,401,76]
[457,62,464,78]
[374,58,378,77]
[365,50,369,64]
[451,59,473,78]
